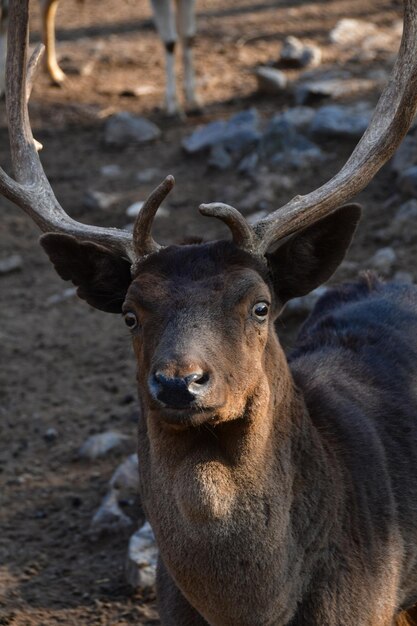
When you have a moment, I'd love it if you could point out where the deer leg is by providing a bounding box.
[0,1,7,98]
[156,557,209,625]
[176,0,200,111]
[150,0,179,115]
[41,0,66,84]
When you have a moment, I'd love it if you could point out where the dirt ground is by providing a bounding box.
[0,0,412,624]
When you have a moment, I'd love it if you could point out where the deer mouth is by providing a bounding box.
[154,406,223,430]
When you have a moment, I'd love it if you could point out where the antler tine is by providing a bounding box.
[0,0,135,261]
[199,202,256,252]
[248,0,417,255]
[133,175,175,258]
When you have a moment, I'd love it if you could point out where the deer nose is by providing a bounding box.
[150,369,210,408]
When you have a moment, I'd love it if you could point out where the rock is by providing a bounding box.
[280,36,322,69]
[329,19,379,46]
[208,144,233,170]
[182,109,260,155]
[253,67,287,94]
[136,168,162,184]
[393,271,414,284]
[43,428,58,443]
[239,171,293,212]
[330,18,402,54]
[270,145,325,169]
[126,522,158,588]
[90,454,139,536]
[182,120,228,154]
[259,118,324,168]
[376,200,417,243]
[46,287,77,306]
[278,106,315,132]
[295,77,378,106]
[104,112,161,147]
[238,151,259,175]
[397,166,417,197]
[391,135,417,175]
[110,453,139,493]
[126,201,170,219]
[100,164,122,178]
[282,286,329,318]
[246,210,269,224]
[78,431,130,460]
[83,190,123,211]
[0,254,23,275]
[90,490,133,536]
[368,247,397,276]
[309,103,372,139]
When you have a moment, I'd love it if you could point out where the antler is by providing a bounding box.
[0,0,171,264]
[201,0,417,256]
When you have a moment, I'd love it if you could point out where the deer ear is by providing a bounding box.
[40,233,132,313]
[266,204,361,303]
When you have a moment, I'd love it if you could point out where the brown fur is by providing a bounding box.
[41,207,417,624]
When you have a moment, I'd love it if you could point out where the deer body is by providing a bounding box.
[126,245,417,626]
[0,0,198,113]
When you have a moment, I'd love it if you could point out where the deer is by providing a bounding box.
[3,0,417,623]
[0,0,198,114]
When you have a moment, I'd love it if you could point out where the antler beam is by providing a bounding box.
[202,0,417,256]
[0,0,172,264]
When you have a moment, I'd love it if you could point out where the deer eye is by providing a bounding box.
[124,312,138,330]
[252,302,269,321]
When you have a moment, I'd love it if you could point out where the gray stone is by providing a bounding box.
[330,19,379,46]
[246,210,269,224]
[208,144,233,170]
[83,190,123,211]
[296,78,378,106]
[270,145,325,169]
[238,151,259,175]
[309,104,372,139]
[330,18,402,53]
[182,109,260,155]
[126,201,170,219]
[126,522,158,588]
[78,431,130,460]
[90,490,133,536]
[278,106,315,132]
[136,168,162,184]
[377,200,417,243]
[46,288,77,307]
[259,118,324,169]
[282,286,329,318]
[0,254,23,275]
[100,164,122,178]
[368,247,397,276]
[392,135,417,175]
[104,112,161,147]
[253,67,287,94]
[280,36,322,69]
[110,453,139,493]
[43,428,58,443]
[397,166,417,197]
[182,120,228,153]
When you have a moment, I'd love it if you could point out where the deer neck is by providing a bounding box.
[137,340,340,624]
[137,338,321,528]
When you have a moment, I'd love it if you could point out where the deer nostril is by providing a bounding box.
[150,369,210,408]
[184,371,209,387]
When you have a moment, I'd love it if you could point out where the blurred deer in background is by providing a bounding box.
[3,0,417,624]
[0,0,198,114]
